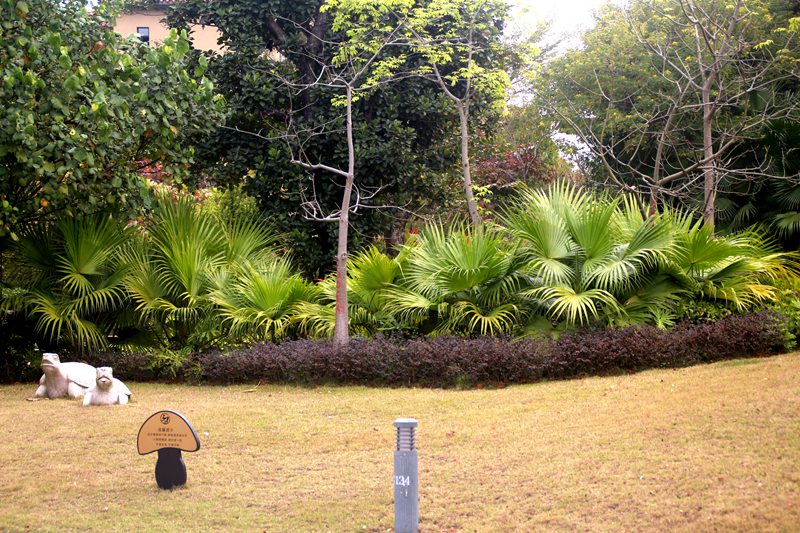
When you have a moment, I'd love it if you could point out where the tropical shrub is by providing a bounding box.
[122,197,225,349]
[501,182,682,329]
[122,196,316,350]
[11,215,132,353]
[210,256,320,342]
[7,181,796,358]
[295,245,408,338]
[293,183,798,340]
[664,212,795,309]
[384,224,531,336]
[500,182,799,331]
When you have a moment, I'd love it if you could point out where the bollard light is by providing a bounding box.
[393,418,419,533]
[396,418,416,451]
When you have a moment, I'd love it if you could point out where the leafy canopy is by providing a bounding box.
[0,0,224,240]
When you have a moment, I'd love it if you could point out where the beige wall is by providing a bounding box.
[115,11,223,53]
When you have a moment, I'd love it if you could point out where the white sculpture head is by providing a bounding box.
[95,367,114,391]
[41,353,61,373]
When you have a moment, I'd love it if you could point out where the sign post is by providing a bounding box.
[137,410,201,490]
[394,418,419,533]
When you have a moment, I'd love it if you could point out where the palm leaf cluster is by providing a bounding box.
[122,196,316,347]
[11,182,796,351]
[13,197,319,352]
[294,245,407,338]
[307,182,796,337]
[386,224,529,336]
[503,183,677,328]
[14,215,132,353]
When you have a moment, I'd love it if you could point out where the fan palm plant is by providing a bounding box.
[502,181,798,330]
[500,182,681,328]
[210,256,320,342]
[768,181,800,241]
[717,120,800,245]
[384,224,530,336]
[664,210,796,309]
[295,245,408,338]
[123,195,311,349]
[14,215,131,353]
[122,197,226,348]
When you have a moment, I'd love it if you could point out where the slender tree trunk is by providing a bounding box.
[651,96,680,216]
[648,189,659,217]
[333,85,355,347]
[457,102,480,227]
[701,79,717,228]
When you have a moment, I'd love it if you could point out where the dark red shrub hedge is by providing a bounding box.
[84,350,158,381]
[185,312,786,387]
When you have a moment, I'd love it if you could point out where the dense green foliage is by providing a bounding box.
[538,0,800,223]
[0,0,224,241]
[5,183,797,355]
[9,215,132,353]
[165,0,512,275]
[121,195,319,349]
[2,0,799,383]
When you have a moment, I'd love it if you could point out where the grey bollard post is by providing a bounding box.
[394,418,419,533]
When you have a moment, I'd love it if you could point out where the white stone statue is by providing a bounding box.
[34,353,96,399]
[83,367,132,406]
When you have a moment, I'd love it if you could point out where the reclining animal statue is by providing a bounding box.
[33,353,96,399]
[83,367,132,406]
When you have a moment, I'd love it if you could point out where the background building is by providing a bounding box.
[114,1,222,52]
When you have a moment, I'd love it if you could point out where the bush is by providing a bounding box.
[765,277,800,350]
[188,312,787,388]
[545,313,786,379]
[0,310,42,383]
[13,312,788,386]
[670,313,787,362]
[83,351,160,382]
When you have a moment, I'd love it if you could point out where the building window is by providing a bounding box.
[136,27,150,44]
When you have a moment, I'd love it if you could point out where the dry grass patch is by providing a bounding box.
[1,354,799,532]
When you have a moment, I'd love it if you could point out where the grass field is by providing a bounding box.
[1,354,799,532]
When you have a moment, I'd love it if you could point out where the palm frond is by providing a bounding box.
[775,182,800,210]
[771,212,800,238]
[528,285,623,325]
[449,301,518,336]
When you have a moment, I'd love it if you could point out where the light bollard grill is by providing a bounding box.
[393,418,419,533]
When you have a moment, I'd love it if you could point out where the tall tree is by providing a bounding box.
[167,0,464,277]
[540,0,800,226]
[407,0,512,226]
[281,0,414,346]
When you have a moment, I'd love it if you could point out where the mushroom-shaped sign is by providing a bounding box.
[137,410,200,489]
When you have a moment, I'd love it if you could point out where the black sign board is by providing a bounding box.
[137,410,201,489]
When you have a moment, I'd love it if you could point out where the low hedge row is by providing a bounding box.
[81,313,787,387]
[162,312,786,387]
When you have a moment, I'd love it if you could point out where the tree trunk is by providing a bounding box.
[648,189,659,217]
[385,211,411,252]
[701,79,716,228]
[333,85,355,347]
[457,103,480,227]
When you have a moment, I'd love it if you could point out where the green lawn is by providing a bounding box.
[1,354,799,532]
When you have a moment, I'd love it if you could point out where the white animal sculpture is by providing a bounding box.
[34,353,96,399]
[83,367,132,406]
